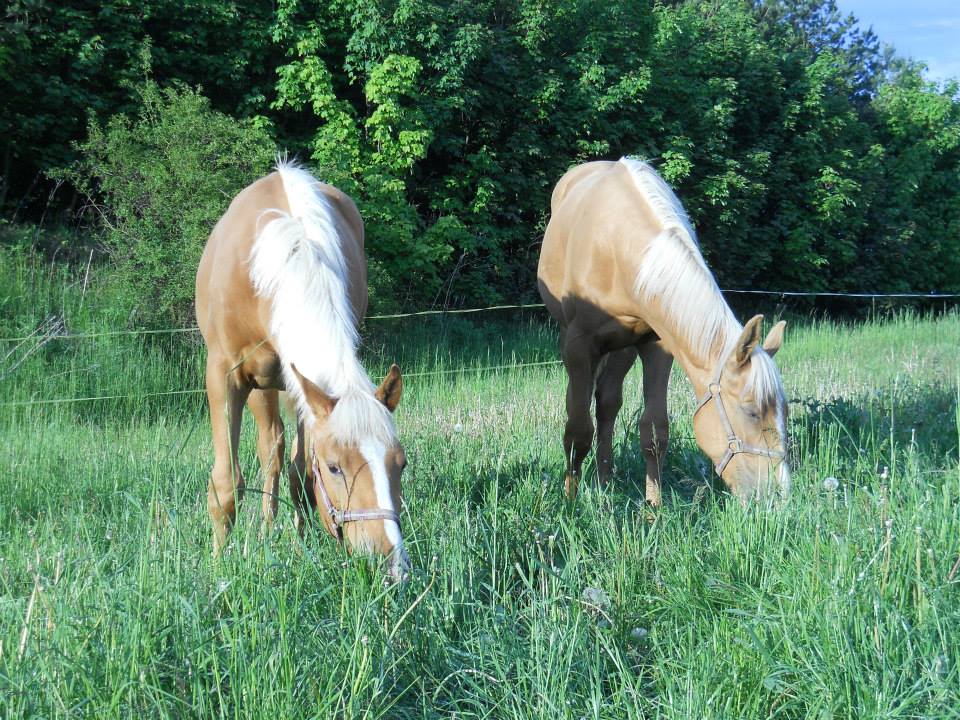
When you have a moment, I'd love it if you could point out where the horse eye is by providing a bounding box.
[327,463,343,476]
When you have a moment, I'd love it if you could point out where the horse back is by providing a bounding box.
[195,170,366,385]
[538,160,663,331]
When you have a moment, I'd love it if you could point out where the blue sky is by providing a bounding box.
[836,0,960,83]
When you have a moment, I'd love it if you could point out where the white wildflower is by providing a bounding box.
[453,422,463,433]
[822,476,840,492]
[581,586,611,611]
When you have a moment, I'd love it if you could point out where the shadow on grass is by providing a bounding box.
[789,380,958,482]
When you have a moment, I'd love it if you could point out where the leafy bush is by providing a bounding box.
[68,82,275,326]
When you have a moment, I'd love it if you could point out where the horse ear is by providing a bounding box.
[733,315,764,366]
[375,364,403,413]
[290,363,337,419]
[762,320,786,357]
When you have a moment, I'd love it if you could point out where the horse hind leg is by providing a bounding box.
[287,413,312,535]
[560,329,601,500]
[638,342,672,507]
[247,389,285,533]
[594,347,638,487]
[205,354,251,554]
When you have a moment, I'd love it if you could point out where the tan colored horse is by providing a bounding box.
[538,158,789,504]
[195,162,409,577]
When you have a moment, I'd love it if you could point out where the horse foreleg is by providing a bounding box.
[206,354,251,555]
[594,347,638,487]
[561,329,600,501]
[247,389,285,533]
[638,342,672,507]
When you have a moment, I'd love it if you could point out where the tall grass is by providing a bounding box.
[1,252,958,718]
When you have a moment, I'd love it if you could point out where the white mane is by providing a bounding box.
[621,157,785,415]
[248,160,395,446]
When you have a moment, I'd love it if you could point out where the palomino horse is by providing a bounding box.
[195,161,409,577]
[538,158,789,504]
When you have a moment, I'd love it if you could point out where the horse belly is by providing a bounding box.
[241,347,285,390]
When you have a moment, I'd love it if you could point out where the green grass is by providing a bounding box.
[1,251,958,718]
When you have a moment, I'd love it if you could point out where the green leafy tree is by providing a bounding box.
[4,0,960,307]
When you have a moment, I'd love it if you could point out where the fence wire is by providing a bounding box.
[2,289,958,344]
[1,360,565,408]
[4,286,958,407]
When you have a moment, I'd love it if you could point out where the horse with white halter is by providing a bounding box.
[195,162,409,578]
[538,158,790,504]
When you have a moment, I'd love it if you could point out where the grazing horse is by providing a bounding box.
[538,158,789,504]
[195,161,409,578]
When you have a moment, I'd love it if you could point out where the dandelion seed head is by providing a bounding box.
[581,586,611,611]
[822,476,840,492]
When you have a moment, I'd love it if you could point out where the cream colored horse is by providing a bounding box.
[195,162,409,577]
[538,159,789,504]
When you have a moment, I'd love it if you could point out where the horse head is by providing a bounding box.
[692,315,791,502]
[292,364,410,580]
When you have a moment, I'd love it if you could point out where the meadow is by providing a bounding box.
[1,250,958,718]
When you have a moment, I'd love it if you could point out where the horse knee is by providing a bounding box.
[208,467,244,520]
[639,415,669,455]
[595,393,623,425]
[564,420,594,457]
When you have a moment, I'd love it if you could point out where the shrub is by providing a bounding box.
[68,81,275,327]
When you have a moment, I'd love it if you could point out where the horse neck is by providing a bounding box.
[301,340,372,399]
[642,296,740,399]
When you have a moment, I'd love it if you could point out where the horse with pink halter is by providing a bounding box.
[195,161,409,579]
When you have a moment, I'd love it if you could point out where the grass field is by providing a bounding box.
[1,251,958,718]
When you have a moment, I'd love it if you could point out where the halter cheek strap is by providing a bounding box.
[311,451,401,542]
[693,353,786,477]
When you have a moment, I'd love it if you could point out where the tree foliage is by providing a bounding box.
[4,0,959,316]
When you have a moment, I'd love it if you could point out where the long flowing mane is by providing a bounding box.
[248,161,395,445]
[621,158,785,418]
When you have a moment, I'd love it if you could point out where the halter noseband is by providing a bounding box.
[693,350,786,477]
[311,451,401,542]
